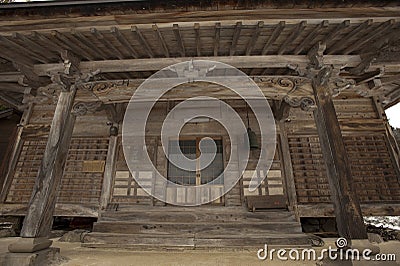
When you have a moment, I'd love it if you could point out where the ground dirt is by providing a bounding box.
[0,237,399,265]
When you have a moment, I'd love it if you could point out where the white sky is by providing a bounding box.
[386,102,400,129]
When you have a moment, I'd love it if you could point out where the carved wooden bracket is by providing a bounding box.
[289,42,355,97]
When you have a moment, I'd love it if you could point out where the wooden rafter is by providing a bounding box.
[229,22,242,56]
[152,25,169,58]
[245,21,264,56]
[12,33,57,60]
[173,24,185,57]
[262,21,285,55]
[213,23,221,57]
[131,26,154,58]
[278,21,307,55]
[294,20,329,55]
[327,19,372,54]
[343,19,396,55]
[0,35,47,64]
[51,31,94,61]
[323,20,350,49]
[111,27,139,59]
[194,23,201,57]
[70,29,108,60]
[91,28,125,60]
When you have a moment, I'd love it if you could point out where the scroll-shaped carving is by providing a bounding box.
[72,101,103,116]
[283,95,315,111]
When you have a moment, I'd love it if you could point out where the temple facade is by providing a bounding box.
[0,0,399,252]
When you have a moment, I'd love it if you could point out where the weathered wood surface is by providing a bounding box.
[297,204,400,217]
[0,203,98,217]
[100,135,118,210]
[246,195,287,212]
[313,68,367,239]
[0,103,33,202]
[84,205,309,249]
[33,55,362,76]
[20,89,76,238]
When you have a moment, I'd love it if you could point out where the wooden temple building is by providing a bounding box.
[0,0,399,257]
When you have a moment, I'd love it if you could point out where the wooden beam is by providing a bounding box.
[278,21,307,55]
[274,100,291,121]
[20,89,76,238]
[278,122,298,212]
[327,19,372,55]
[152,25,169,58]
[262,21,285,55]
[294,20,329,55]
[111,27,139,59]
[0,35,47,64]
[131,26,154,58]
[0,92,23,110]
[100,135,118,210]
[34,55,362,75]
[51,30,93,61]
[323,20,350,49]
[343,19,396,55]
[12,33,58,60]
[0,82,27,93]
[194,23,201,57]
[245,21,263,56]
[313,67,368,240]
[70,29,108,59]
[229,22,242,56]
[173,24,185,57]
[213,22,221,57]
[91,27,124,60]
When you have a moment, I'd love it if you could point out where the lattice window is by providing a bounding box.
[6,139,46,203]
[57,137,108,204]
[6,137,108,206]
[344,134,400,203]
[288,135,331,204]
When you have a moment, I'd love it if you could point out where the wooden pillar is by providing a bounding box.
[312,67,367,240]
[8,88,77,254]
[100,135,118,210]
[278,121,298,213]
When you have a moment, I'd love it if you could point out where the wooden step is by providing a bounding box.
[92,221,302,234]
[99,208,296,223]
[82,232,311,250]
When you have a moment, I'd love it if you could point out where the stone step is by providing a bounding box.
[92,221,303,234]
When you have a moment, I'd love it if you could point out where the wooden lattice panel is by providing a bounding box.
[58,137,108,205]
[6,139,46,203]
[288,135,331,204]
[344,134,400,203]
[6,137,108,206]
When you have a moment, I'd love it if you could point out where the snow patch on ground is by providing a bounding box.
[364,216,400,231]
